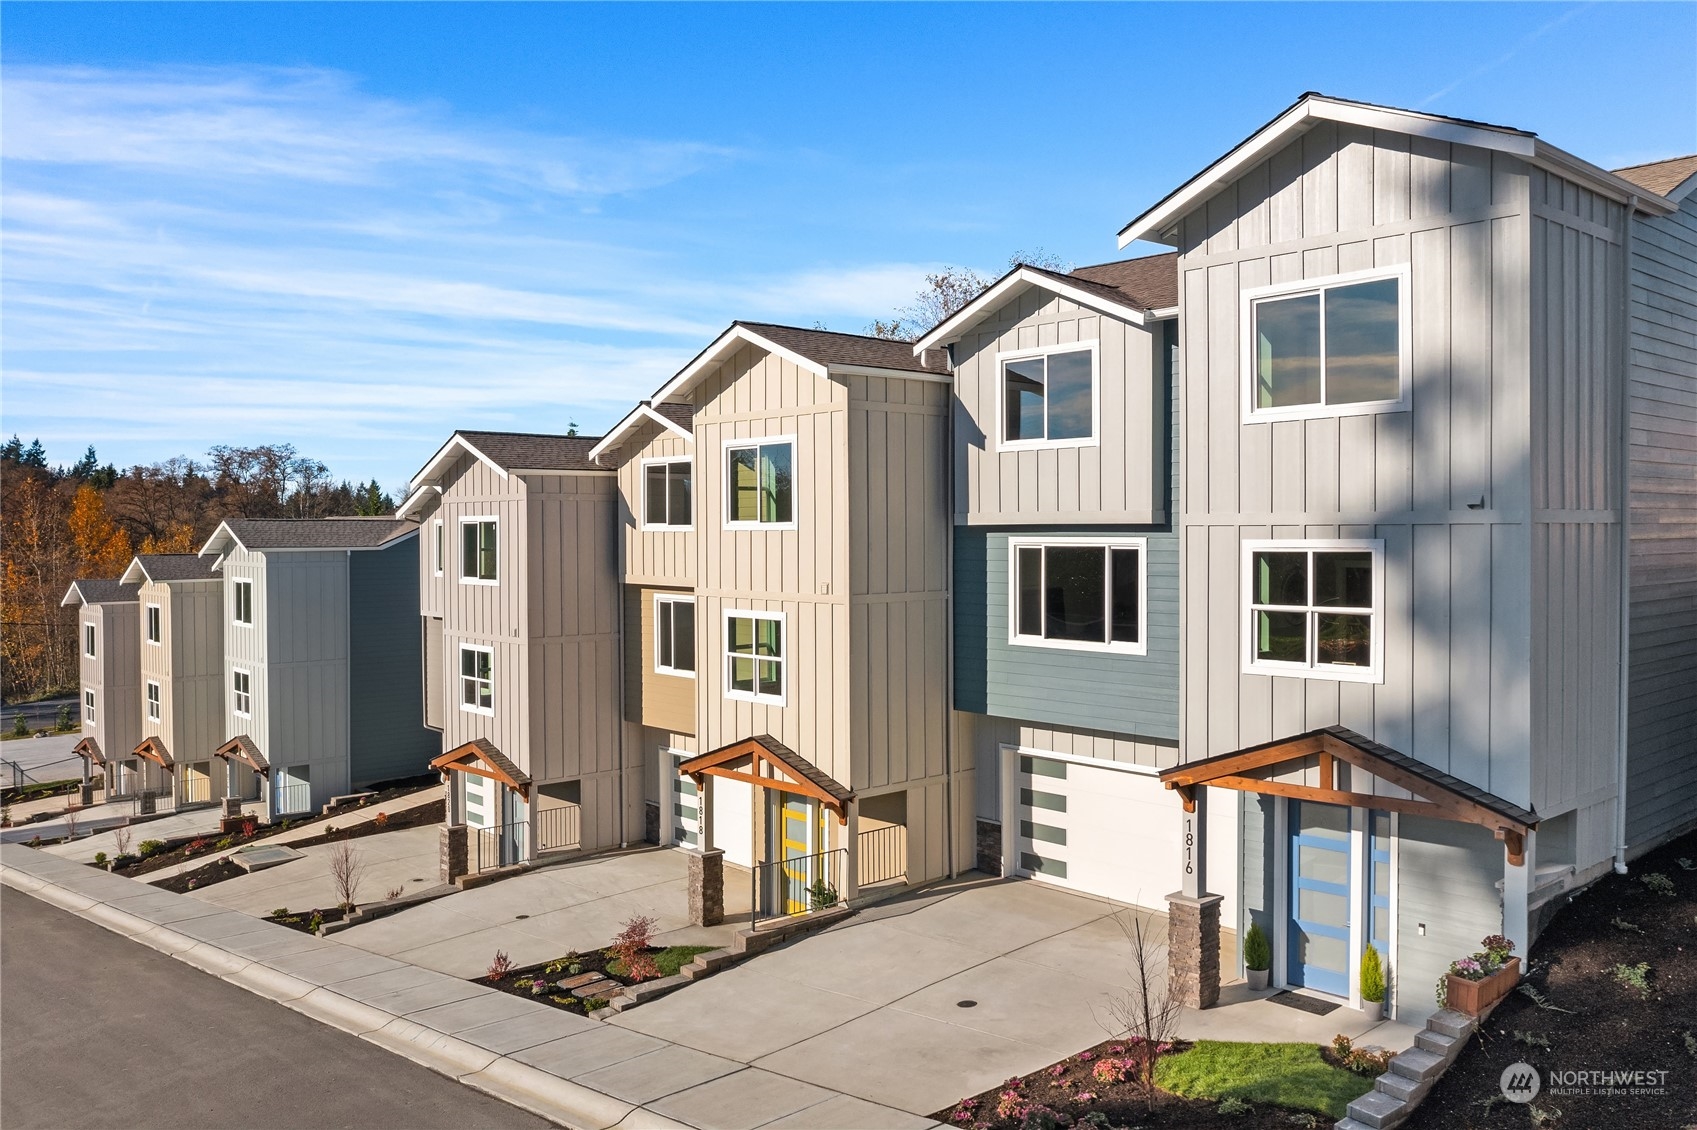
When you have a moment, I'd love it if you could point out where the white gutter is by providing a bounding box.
[1614,194,1638,875]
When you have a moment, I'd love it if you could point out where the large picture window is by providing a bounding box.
[1000,343,1097,447]
[655,595,696,676]
[232,671,251,718]
[459,645,494,713]
[1243,540,1383,682]
[1009,538,1145,654]
[147,680,162,721]
[725,439,793,527]
[724,611,785,704]
[1245,267,1408,419]
[233,580,254,626]
[643,459,693,528]
[461,519,498,583]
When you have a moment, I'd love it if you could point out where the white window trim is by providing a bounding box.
[458,516,499,586]
[231,669,252,719]
[146,679,163,722]
[84,688,96,723]
[1240,264,1411,423]
[233,579,254,627]
[432,518,444,577]
[84,622,96,658]
[458,643,495,715]
[145,603,162,645]
[1241,538,1385,684]
[1007,535,1148,656]
[653,594,697,678]
[995,339,1102,452]
[721,435,799,532]
[722,608,787,706]
[640,457,696,532]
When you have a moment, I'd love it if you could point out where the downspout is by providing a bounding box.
[1613,196,1638,875]
[615,487,629,850]
[942,343,957,879]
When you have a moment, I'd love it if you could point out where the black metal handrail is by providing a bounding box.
[474,820,528,872]
[272,779,312,816]
[182,775,212,805]
[857,823,907,886]
[752,847,846,922]
[537,806,580,853]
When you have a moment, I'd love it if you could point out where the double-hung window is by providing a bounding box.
[459,646,494,713]
[84,689,96,724]
[147,680,163,721]
[1244,540,1383,682]
[725,439,794,527]
[233,580,253,626]
[84,623,96,658]
[231,671,251,717]
[1244,267,1408,419]
[724,611,785,704]
[654,595,696,677]
[461,519,497,583]
[1000,342,1098,447]
[432,519,444,576]
[643,459,693,528]
[1010,537,1146,653]
[146,605,162,645]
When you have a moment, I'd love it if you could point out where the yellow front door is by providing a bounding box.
[779,795,816,914]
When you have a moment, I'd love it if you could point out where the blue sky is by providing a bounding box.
[4,2,1693,493]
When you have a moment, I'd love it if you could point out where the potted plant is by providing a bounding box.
[1243,921,1271,990]
[1442,933,1520,1016]
[1360,942,1386,1021]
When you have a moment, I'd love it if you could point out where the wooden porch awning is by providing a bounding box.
[132,736,174,771]
[73,736,105,767]
[431,738,531,801]
[678,735,854,823]
[1159,725,1539,864]
[213,734,269,777]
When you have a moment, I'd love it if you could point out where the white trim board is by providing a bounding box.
[913,268,1148,353]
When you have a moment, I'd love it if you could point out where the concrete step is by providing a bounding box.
[1345,1089,1410,1130]
[1389,1047,1447,1083]
[1426,1009,1476,1040]
[1415,1028,1466,1061]
[1334,1119,1378,1130]
[1375,1070,1431,1105]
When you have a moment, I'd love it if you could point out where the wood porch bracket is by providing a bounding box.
[678,735,854,824]
[132,736,175,772]
[72,736,106,767]
[431,738,532,801]
[1159,725,1537,866]
[212,734,269,777]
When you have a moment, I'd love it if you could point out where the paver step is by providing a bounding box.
[1333,1118,1377,1130]
[1415,1028,1466,1060]
[570,978,623,1001]
[1390,1047,1447,1083]
[1426,1008,1476,1040]
[1345,1088,1410,1130]
[1375,1070,1430,1105]
[557,972,603,990]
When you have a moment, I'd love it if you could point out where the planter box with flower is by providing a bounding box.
[1439,933,1520,1016]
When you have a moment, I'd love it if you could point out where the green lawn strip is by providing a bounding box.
[1154,1040,1373,1119]
[607,945,717,980]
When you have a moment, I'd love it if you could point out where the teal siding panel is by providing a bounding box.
[348,538,438,786]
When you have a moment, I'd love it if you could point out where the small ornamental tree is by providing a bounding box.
[1243,921,1271,972]
[610,914,660,982]
[1361,943,1386,1004]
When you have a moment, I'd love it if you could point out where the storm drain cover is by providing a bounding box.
[956,1000,977,1008]
[231,844,306,872]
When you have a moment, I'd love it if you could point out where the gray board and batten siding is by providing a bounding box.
[1173,121,1642,834]
[1623,179,1697,853]
[349,537,437,786]
[68,589,142,773]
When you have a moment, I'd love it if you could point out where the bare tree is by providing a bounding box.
[327,839,366,912]
[112,823,133,858]
[61,804,80,840]
[1101,910,1184,1111]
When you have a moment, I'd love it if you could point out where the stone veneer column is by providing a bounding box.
[1166,891,1224,1010]
[440,824,468,885]
[975,819,1003,876]
[689,848,725,927]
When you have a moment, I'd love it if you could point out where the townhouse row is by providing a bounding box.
[66,94,1697,1028]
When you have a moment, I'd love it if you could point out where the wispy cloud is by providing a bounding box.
[1,64,939,487]
[1419,5,1594,109]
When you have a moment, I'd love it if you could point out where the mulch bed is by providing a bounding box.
[1406,830,1697,1129]
[150,857,245,894]
[931,1039,1352,1129]
[481,946,707,1018]
[263,906,350,934]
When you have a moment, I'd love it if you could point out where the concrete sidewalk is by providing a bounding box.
[0,843,935,1130]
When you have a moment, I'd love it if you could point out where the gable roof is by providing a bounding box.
[1118,92,1677,248]
[431,738,532,799]
[60,578,140,608]
[1613,154,1697,200]
[586,400,696,465]
[120,554,219,586]
[401,430,611,514]
[911,252,1179,352]
[199,517,417,558]
[678,734,854,820]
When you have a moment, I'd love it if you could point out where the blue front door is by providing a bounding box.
[1289,800,1352,996]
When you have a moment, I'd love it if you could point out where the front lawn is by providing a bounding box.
[1155,1040,1372,1119]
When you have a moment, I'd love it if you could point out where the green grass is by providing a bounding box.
[1154,1040,1373,1119]
[607,945,717,980]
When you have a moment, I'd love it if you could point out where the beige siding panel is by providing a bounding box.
[616,423,697,587]
[423,616,444,731]
[623,585,696,735]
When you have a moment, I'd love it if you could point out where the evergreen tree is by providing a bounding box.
[69,445,100,479]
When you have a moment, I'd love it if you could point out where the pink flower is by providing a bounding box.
[1074,1092,1098,1103]
[1076,1051,1096,1062]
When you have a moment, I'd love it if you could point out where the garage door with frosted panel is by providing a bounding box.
[1012,752,1180,908]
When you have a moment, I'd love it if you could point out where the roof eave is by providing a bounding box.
[652,324,828,408]
[119,558,149,585]
[60,583,86,608]
[408,433,509,496]
[197,520,242,559]
[1534,140,1676,214]
[912,266,1148,354]
[587,401,692,466]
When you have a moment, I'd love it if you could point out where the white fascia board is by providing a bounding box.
[119,559,150,585]
[587,402,652,463]
[196,521,243,559]
[396,484,442,521]
[639,403,693,442]
[59,583,86,608]
[651,325,828,407]
[1148,306,1179,320]
[1532,141,1677,213]
[828,363,952,383]
[408,434,508,495]
[912,269,1147,354]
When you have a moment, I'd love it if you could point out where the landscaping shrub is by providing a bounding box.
[93,851,107,866]
[609,915,660,982]
[241,819,257,837]
[1360,943,1385,1004]
[1243,921,1271,971]
[12,714,29,738]
[138,839,166,857]
[374,811,389,828]
[215,836,235,851]
[487,951,515,982]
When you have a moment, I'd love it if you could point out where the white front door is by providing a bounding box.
[667,750,699,849]
[1006,749,1180,908]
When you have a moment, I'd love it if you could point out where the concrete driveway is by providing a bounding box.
[334,846,751,977]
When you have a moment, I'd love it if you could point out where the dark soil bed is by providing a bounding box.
[1406,830,1697,1129]
[482,945,716,1018]
[262,906,349,933]
[150,857,245,893]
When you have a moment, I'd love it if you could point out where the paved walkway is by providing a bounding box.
[335,846,751,977]
[0,843,932,1130]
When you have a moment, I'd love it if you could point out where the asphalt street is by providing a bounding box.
[1,891,555,1130]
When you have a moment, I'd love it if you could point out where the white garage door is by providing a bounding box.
[1011,751,1180,908]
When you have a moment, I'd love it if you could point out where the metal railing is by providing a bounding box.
[473,820,528,872]
[753,847,846,923]
[273,779,312,816]
[857,823,907,886]
[537,806,580,854]
[182,774,213,806]
[132,787,172,816]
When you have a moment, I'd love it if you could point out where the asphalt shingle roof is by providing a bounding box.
[1613,154,1697,197]
[221,518,417,550]
[65,579,140,605]
[737,322,951,375]
[134,554,220,582]
[652,402,695,429]
[456,431,607,472]
[1065,252,1180,311]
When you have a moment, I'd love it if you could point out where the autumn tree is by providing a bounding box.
[866,248,1074,342]
[68,484,133,578]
